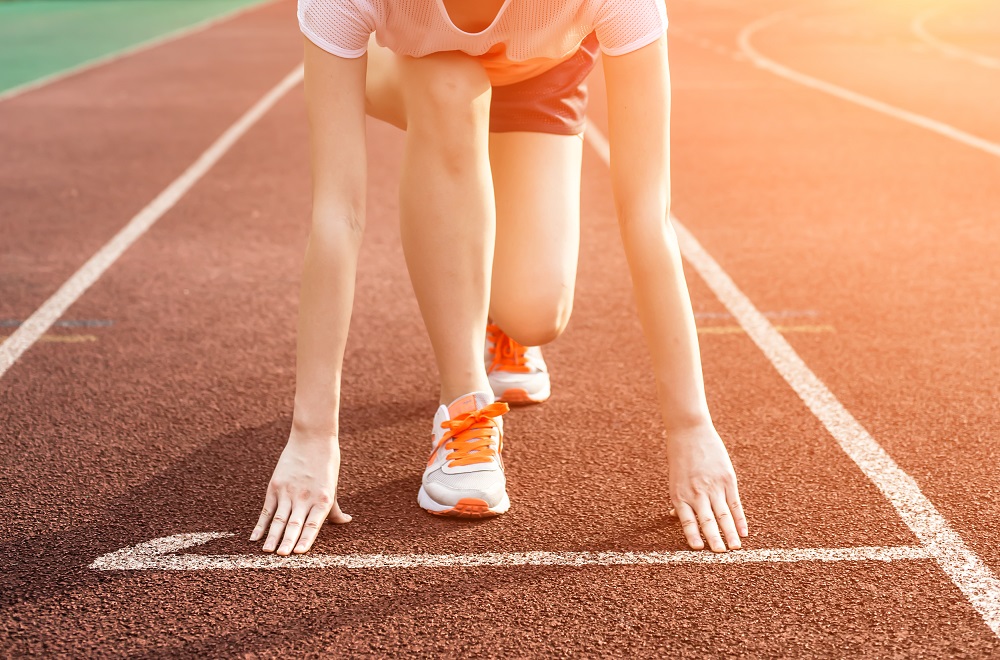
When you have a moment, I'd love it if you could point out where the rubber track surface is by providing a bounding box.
[1,0,998,656]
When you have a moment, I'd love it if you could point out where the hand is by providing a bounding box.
[667,423,748,552]
[249,430,352,555]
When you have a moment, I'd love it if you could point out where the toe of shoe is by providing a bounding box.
[422,479,507,509]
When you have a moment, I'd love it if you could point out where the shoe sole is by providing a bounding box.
[495,385,550,406]
[418,487,510,518]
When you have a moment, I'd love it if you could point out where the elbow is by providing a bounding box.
[615,196,673,246]
[615,199,683,276]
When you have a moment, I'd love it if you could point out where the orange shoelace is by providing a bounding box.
[487,324,530,374]
[439,402,509,467]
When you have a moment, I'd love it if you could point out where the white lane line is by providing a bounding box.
[697,324,834,336]
[912,9,1000,70]
[0,0,278,104]
[0,65,304,381]
[90,533,933,571]
[694,310,820,320]
[736,9,1000,160]
[585,111,1000,639]
[677,231,1000,638]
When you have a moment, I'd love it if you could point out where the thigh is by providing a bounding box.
[369,38,493,133]
[488,131,582,341]
[364,35,407,129]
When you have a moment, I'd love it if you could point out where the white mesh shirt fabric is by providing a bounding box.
[298,0,377,57]
[593,0,668,56]
[298,0,667,61]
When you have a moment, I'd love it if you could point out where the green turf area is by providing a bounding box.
[0,0,270,94]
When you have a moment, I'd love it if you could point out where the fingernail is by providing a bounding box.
[262,544,274,552]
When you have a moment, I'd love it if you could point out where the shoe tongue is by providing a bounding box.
[447,391,493,418]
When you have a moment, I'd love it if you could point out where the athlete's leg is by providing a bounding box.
[364,36,407,130]
[365,38,581,352]
[488,131,582,347]
[396,51,496,403]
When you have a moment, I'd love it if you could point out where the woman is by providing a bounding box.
[250,0,749,556]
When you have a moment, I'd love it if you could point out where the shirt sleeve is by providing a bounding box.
[593,0,668,57]
[298,0,374,59]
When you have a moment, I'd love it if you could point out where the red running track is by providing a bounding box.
[1,0,998,655]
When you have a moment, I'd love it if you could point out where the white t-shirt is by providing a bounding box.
[298,0,668,85]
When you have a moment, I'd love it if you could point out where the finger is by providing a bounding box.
[277,501,311,556]
[695,499,727,553]
[262,496,292,553]
[327,499,352,524]
[293,504,330,554]
[674,501,704,550]
[250,489,277,541]
[710,492,742,550]
[727,484,749,537]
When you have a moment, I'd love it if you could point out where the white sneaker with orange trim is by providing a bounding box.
[418,391,511,518]
[486,323,551,404]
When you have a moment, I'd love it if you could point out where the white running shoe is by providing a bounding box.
[486,323,551,404]
[418,391,510,518]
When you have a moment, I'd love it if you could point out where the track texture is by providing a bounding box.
[2,0,998,656]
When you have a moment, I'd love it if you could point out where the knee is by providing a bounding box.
[492,289,574,347]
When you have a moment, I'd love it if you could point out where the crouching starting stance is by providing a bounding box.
[250,0,749,556]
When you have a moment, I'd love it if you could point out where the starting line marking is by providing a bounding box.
[90,533,933,571]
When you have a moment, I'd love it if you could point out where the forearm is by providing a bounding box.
[292,40,368,439]
[251,40,367,554]
[602,37,708,433]
[602,38,746,551]
[619,212,711,434]
[291,214,365,438]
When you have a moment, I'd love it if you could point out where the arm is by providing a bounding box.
[602,36,749,551]
[250,38,368,555]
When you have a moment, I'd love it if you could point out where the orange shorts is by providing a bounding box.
[488,33,600,136]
